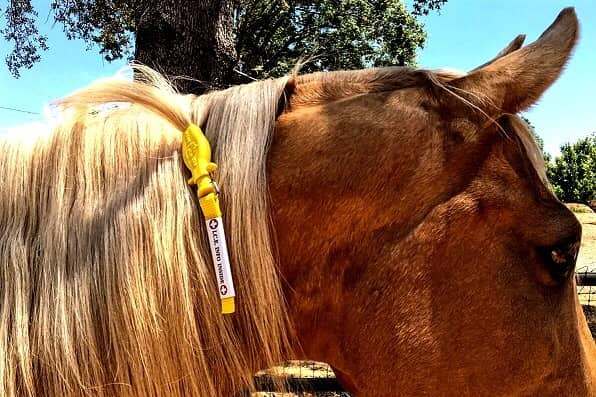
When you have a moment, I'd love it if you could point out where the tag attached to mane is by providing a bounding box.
[182,123,236,314]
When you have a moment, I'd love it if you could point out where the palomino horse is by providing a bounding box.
[0,7,593,397]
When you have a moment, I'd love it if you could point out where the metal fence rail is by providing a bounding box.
[577,267,596,305]
[577,269,596,286]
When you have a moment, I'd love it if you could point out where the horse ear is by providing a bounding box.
[469,34,525,72]
[450,8,578,116]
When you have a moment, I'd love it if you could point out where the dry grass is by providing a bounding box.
[253,362,347,396]
[568,203,595,214]
[256,361,336,379]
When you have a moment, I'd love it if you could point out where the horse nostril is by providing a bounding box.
[542,240,581,282]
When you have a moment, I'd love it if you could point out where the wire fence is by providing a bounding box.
[253,267,596,395]
[577,266,596,305]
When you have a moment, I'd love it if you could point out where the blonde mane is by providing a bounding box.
[0,66,291,396]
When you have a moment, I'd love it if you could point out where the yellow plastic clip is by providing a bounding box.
[182,124,235,314]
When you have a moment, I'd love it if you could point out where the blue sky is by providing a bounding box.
[1,1,594,156]
[416,1,596,156]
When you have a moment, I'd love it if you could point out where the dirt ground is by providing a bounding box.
[575,206,596,316]
[576,210,596,272]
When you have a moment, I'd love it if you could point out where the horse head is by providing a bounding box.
[270,7,595,395]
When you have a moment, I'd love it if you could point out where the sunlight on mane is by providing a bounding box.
[0,66,292,396]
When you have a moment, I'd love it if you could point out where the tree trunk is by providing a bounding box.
[134,0,237,94]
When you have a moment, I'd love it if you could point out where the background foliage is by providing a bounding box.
[547,133,596,205]
[2,0,446,80]
[2,2,592,205]
[524,117,594,205]
[235,0,428,79]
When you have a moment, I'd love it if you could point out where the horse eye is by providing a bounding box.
[539,238,581,284]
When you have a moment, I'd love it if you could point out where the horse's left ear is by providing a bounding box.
[450,7,578,116]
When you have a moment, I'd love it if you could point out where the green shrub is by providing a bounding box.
[547,133,595,204]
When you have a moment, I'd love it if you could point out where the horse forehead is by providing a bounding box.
[288,67,430,108]
[287,67,469,118]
